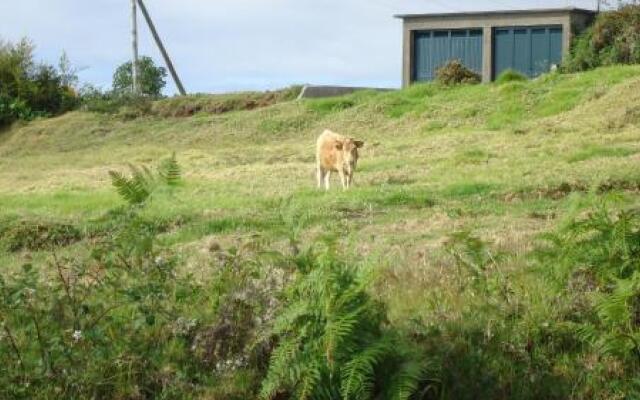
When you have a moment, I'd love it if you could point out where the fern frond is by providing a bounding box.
[340,338,392,400]
[260,337,301,400]
[158,152,181,186]
[109,170,151,205]
[296,358,322,400]
[385,355,431,400]
[323,310,360,367]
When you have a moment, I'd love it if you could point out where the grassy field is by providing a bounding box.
[2,66,640,398]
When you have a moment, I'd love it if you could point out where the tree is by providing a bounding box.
[112,56,167,96]
[0,38,78,125]
[58,51,79,89]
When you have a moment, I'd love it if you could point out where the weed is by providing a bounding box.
[496,69,528,84]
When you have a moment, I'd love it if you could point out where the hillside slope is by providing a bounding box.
[1,66,640,398]
[1,65,639,235]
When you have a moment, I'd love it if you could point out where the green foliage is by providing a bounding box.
[109,165,155,205]
[260,250,430,400]
[544,204,640,283]
[579,272,640,362]
[79,85,152,117]
[564,5,640,72]
[0,94,33,125]
[113,56,167,96]
[109,154,182,205]
[159,152,182,186]
[0,203,201,399]
[495,69,528,84]
[435,60,481,86]
[0,38,79,126]
[539,203,640,393]
[0,158,284,399]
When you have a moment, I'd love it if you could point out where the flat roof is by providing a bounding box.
[395,7,597,19]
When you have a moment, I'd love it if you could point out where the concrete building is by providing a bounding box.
[396,8,596,86]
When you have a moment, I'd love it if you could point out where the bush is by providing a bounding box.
[79,85,152,118]
[435,60,481,86]
[0,156,277,399]
[260,249,431,400]
[564,4,640,72]
[0,38,79,126]
[0,94,33,125]
[495,69,528,84]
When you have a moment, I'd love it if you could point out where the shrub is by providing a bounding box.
[0,155,281,399]
[495,69,528,84]
[260,250,431,400]
[435,60,481,86]
[564,4,640,72]
[0,94,33,125]
[79,86,153,117]
[0,217,204,399]
[0,39,79,126]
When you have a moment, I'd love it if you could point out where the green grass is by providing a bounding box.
[2,65,640,398]
[567,145,638,163]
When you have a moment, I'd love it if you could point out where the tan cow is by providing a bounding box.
[316,129,364,190]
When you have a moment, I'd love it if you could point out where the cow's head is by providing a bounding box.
[335,138,364,175]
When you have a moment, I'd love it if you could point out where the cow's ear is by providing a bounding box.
[335,142,343,150]
[354,140,365,148]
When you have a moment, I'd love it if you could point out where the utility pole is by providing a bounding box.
[136,0,187,95]
[131,0,139,94]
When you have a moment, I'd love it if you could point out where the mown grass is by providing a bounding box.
[2,65,640,398]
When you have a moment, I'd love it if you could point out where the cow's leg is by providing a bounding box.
[324,171,331,190]
[316,165,325,189]
[346,174,353,188]
[339,170,347,190]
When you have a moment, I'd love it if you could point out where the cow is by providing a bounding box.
[316,129,364,190]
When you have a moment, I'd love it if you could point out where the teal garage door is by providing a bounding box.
[493,26,563,79]
[413,29,483,82]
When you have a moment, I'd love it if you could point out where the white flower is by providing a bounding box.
[72,330,83,342]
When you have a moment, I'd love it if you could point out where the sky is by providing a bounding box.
[0,0,601,94]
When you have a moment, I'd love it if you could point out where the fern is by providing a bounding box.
[260,251,430,399]
[384,354,433,400]
[108,168,152,205]
[547,203,640,366]
[260,337,302,399]
[340,338,392,399]
[109,154,182,205]
[158,152,181,186]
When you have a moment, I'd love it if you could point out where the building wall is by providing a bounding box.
[401,10,595,86]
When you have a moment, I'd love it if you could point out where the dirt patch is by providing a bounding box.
[504,178,640,202]
[152,87,302,118]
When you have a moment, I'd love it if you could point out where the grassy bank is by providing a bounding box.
[1,66,640,398]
